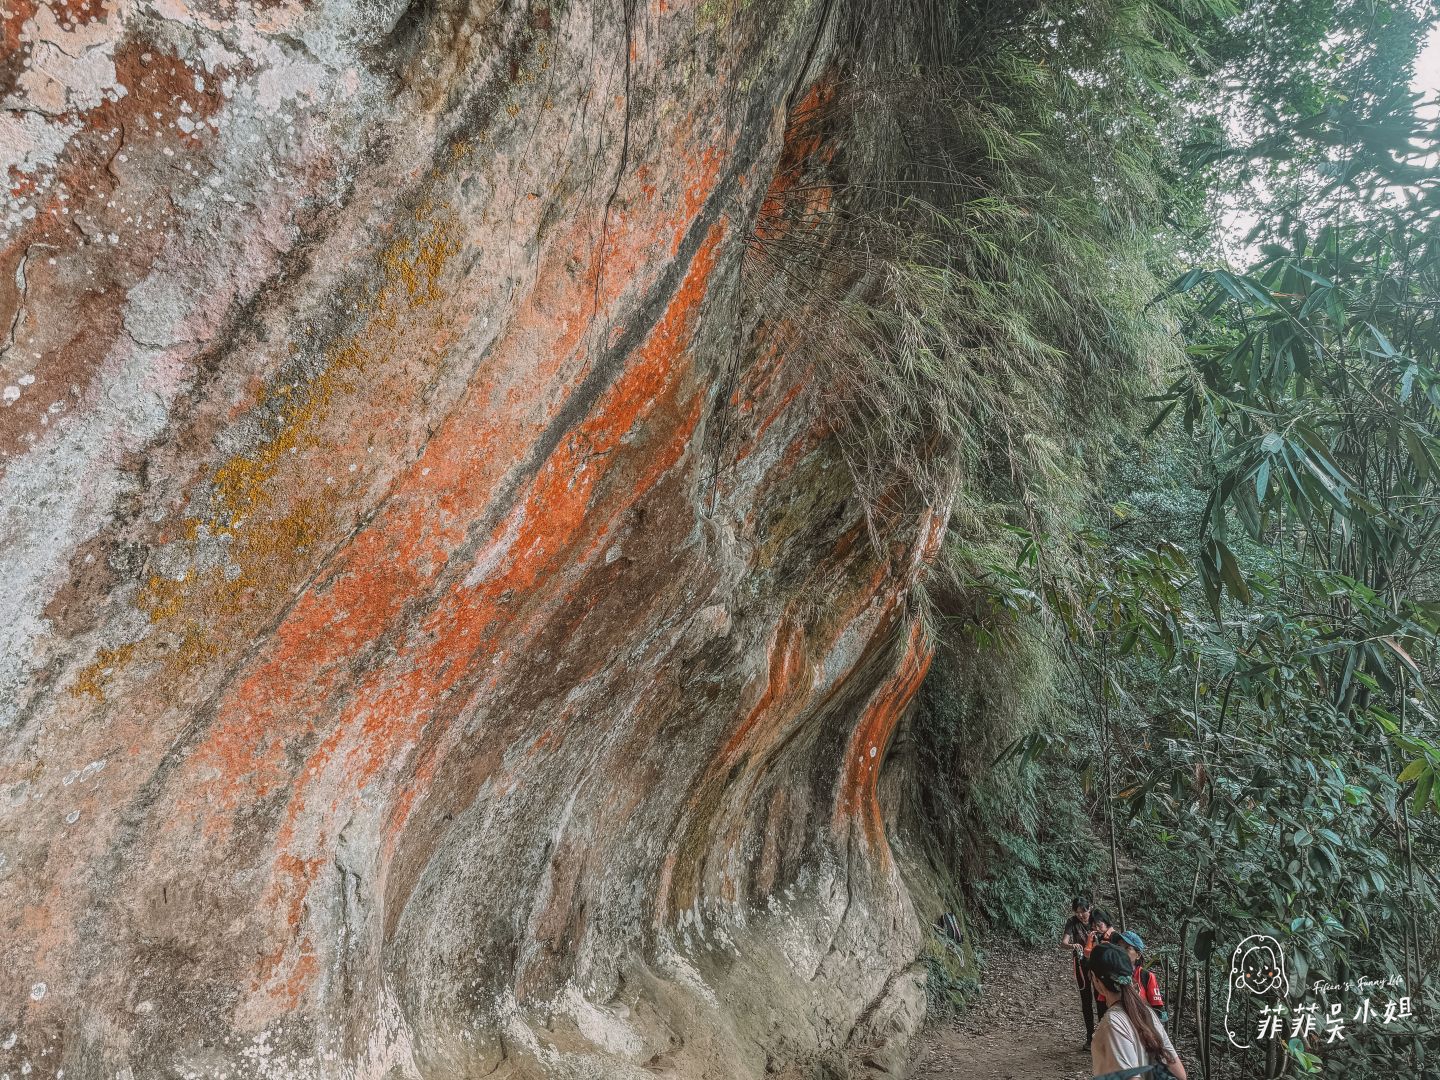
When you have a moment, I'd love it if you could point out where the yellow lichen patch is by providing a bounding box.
[71,642,138,701]
[140,571,196,622]
[508,15,552,89]
[200,211,459,538]
[111,209,464,682]
[213,498,333,616]
[174,627,220,670]
[380,211,460,307]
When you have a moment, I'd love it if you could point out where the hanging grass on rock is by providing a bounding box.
[741,1,1209,542]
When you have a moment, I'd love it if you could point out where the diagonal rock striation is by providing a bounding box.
[1,0,942,1076]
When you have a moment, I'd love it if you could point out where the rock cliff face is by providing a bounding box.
[0,1,941,1076]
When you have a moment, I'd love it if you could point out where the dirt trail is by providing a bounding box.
[910,942,1095,1080]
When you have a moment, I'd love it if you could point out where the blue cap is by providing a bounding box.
[1120,930,1145,953]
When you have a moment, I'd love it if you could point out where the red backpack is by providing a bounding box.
[1135,966,1165,1012]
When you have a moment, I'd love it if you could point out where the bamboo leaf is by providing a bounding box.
[1380,636,1422,677]
[1414,770,1435,817]
[1397,758,1429,784]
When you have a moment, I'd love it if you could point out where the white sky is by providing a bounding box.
[1418,24,1440,115]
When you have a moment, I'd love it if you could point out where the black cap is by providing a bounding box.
[1090,943,1135,987]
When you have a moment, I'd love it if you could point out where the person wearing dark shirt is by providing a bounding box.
[1087,908,1120,1020]
[1060,896,1096,1048]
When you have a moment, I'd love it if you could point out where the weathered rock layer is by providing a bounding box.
[1,1,939,1076]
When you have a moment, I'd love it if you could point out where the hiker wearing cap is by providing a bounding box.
[1088,943,1188,1080]
[1120,930,1166,1018]
[1060,896,1097,1048]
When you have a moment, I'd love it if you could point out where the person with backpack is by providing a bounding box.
[1088,943,1188,1080]
[1120,930,1167,1020]
[1060,896,1097,1048]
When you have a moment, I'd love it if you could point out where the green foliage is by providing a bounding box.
[970,756,1105,941]
[1136,211,1440,1077]
[1160,215,1440,798]
[957,485,1440,1075]
[794,4,1214,949]
[744,0,1210,532]
[922,919,983,1015]
[852,4,1440,1077]
[908,602,1107,944]
[946,219,1440,1076]
[840,4,1440,1074]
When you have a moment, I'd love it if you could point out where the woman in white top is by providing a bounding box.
[1088,943,1188,1079]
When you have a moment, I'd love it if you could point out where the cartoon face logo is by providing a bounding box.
[1233,936,1288,996]
[1224,934,1290,1048]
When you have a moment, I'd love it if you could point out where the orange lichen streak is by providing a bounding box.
[150,117,736,1009]
[834,619,933,854]
[751,78,836,244]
